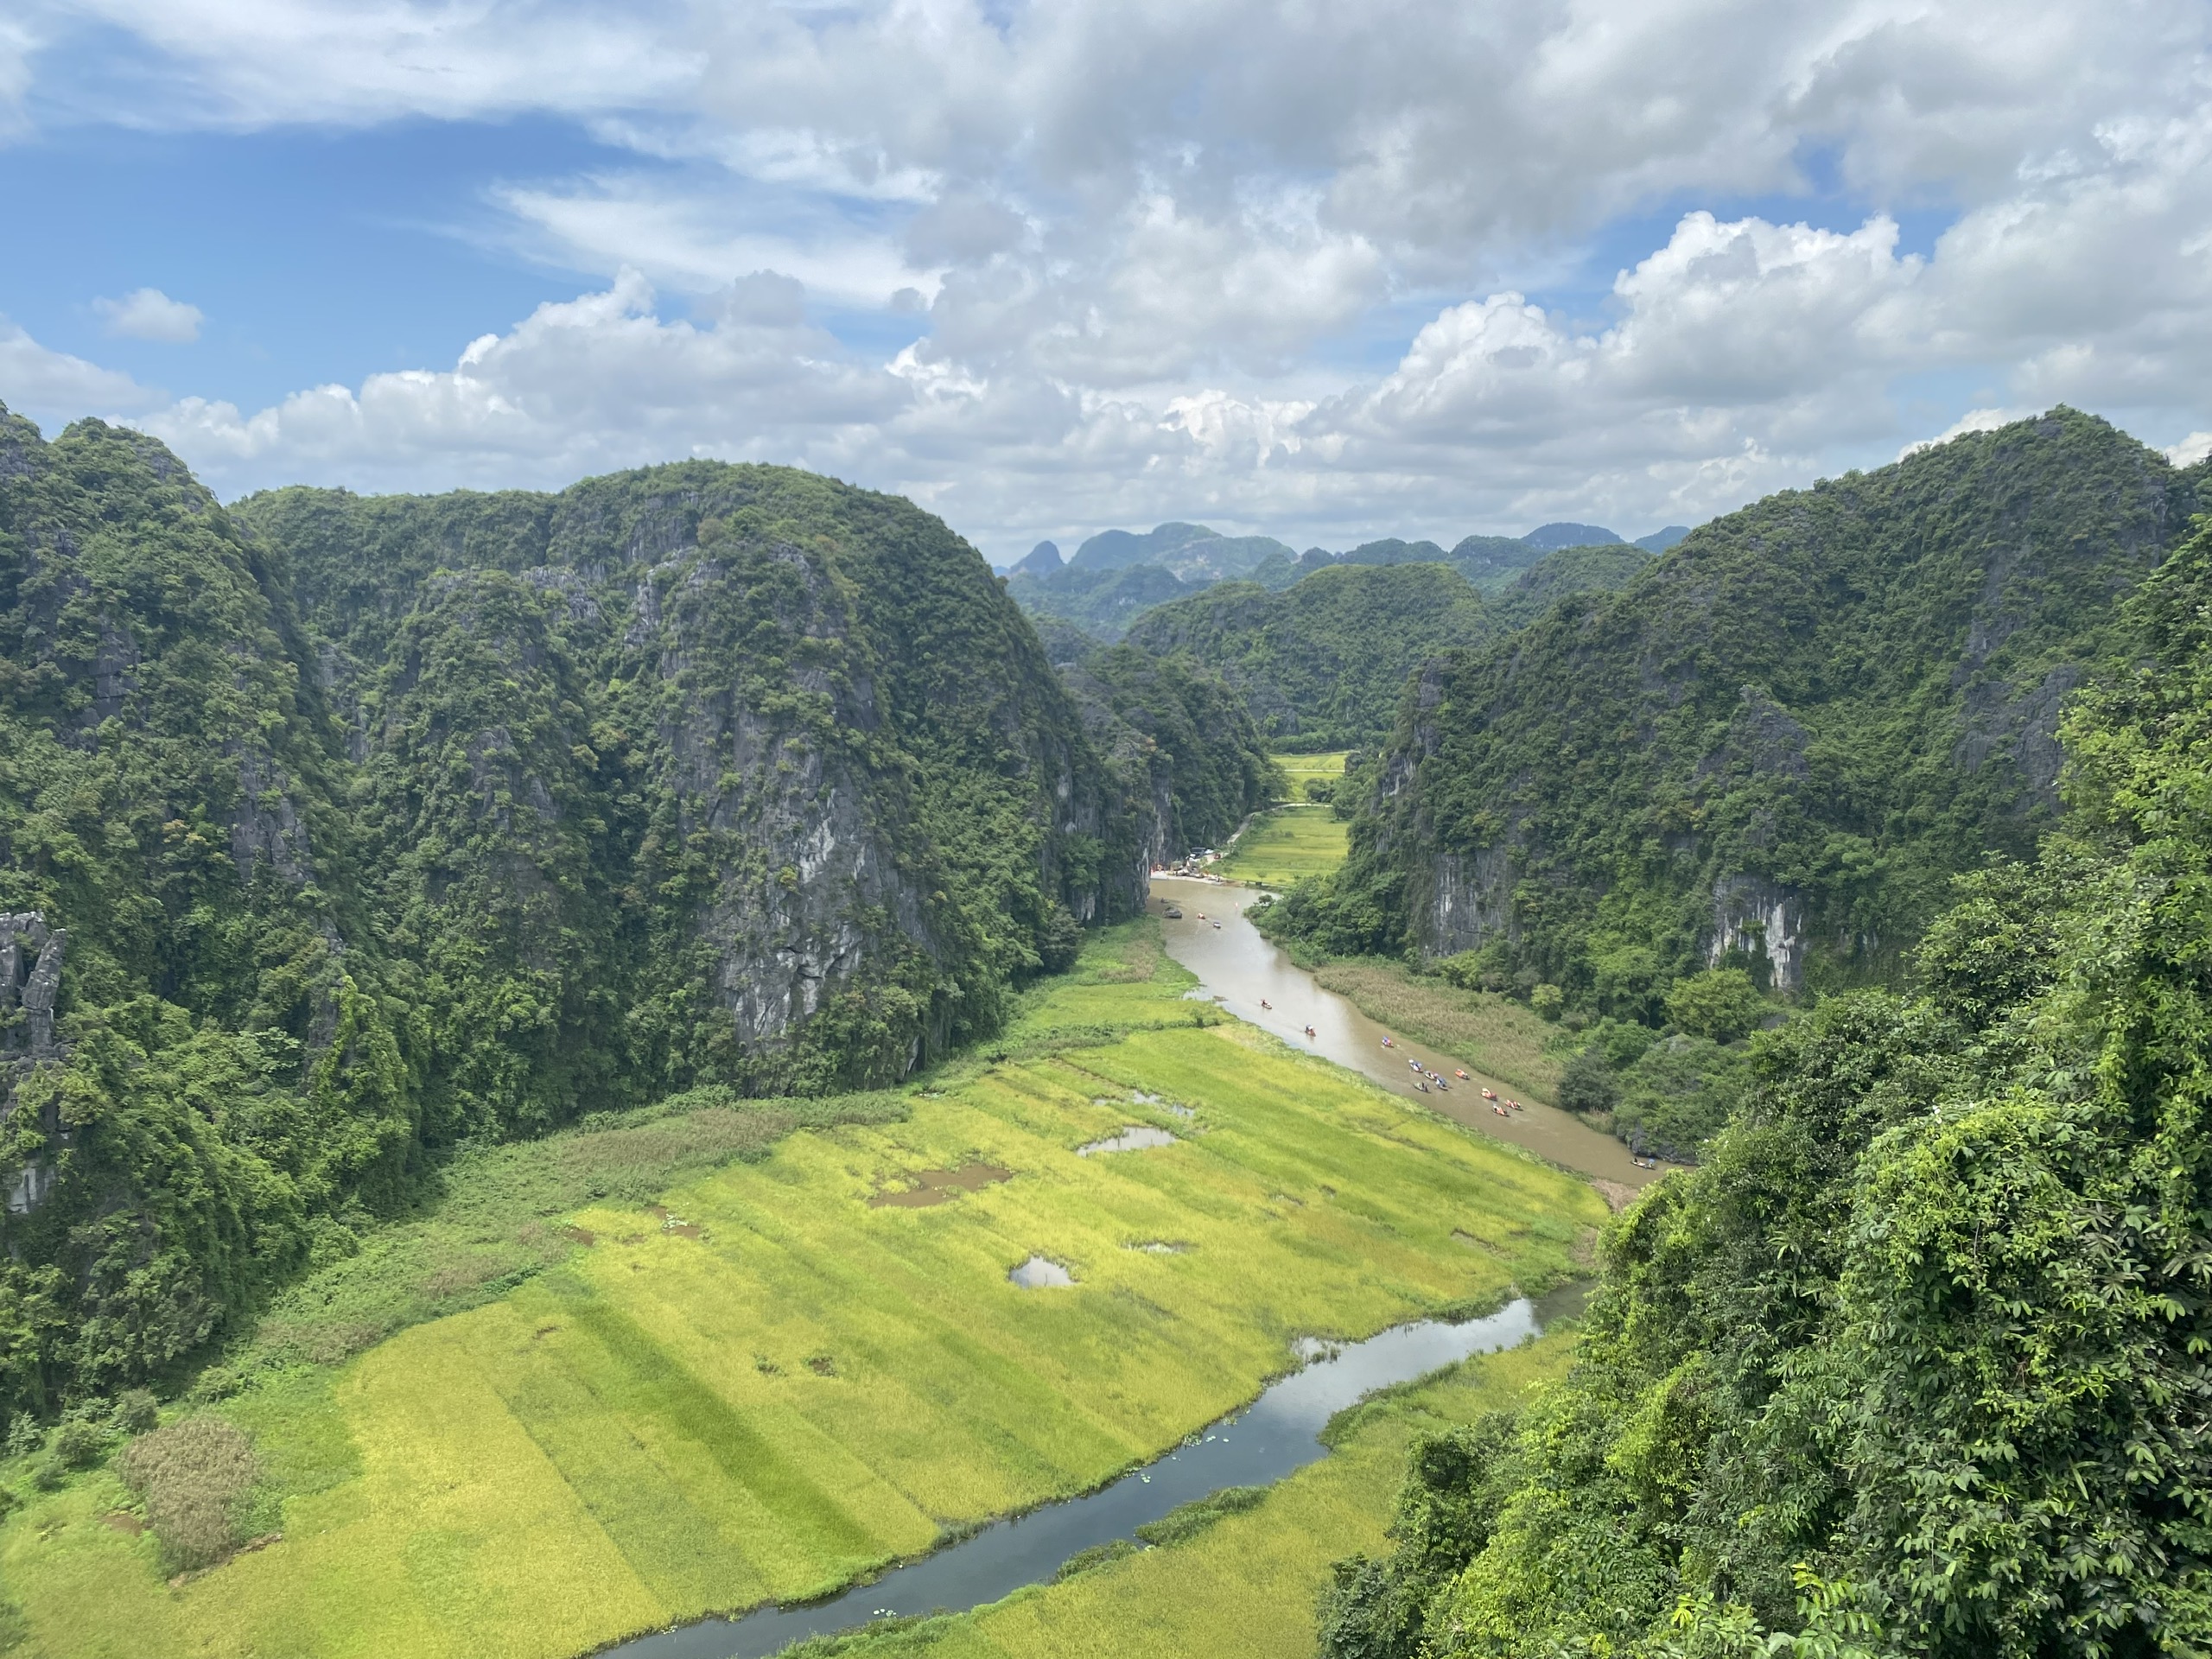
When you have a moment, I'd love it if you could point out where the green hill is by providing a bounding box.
[0,409,1273,1419]
[1485,542,1653,627]
[1270,411,2206,1019]
[1122,563,1496,747]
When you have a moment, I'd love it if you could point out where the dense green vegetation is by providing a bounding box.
[0,920,1599,1655]
[1272,411,2208,1154]
[1062,645,1282,857]
[0,408,1274,1435]
[1485,543,1653,628]
[1315,511,2212,1656]
[1124,563,1496,746]
[1004,561,1207,639]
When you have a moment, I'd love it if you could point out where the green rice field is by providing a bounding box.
[0,925,1601,1659]
[1215,805,1349,888]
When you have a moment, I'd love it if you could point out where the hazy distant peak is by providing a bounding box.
[1635,526,1691,553]
[1011,539,1064,575]
[1071,522,1294,581]
[1522,521,1624,550]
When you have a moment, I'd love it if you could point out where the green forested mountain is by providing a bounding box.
[1274,411,2205,1011]
[1122,562,1497,747]
[1319,513,2212,1658]
[1486,541,1653,627]
[0,409,1272,1418]
[1003,560,1207,639]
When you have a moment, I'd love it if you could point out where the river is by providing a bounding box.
[1151,876,1668,1190]
[597,1289,1584,1659]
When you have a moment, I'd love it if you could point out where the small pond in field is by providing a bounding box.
[867,1163,1013,1208]
[599,1286,1587,1659]
[1007,1255,1076,1288]
[1075,1126,1179,1155]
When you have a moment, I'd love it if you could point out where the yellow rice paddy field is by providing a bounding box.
[0,926,1599,1659]
[811,1333,1573,1659]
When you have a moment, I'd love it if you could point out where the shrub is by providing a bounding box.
[1529,982,1565,1020]
[1662,967,1767,1043]
[1557,1048,1620,1118]
[111,1389,160,1436]
[52,1416,106,1470]
[114,1416,261,1572]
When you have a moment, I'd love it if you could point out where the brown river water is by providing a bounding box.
[1152,876,1670,1192]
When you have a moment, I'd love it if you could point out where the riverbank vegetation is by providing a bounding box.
[0,921,1600,1657]
[1302,960,1561,1104]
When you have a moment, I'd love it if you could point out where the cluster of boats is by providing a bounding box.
[1377,1036,1520,1109]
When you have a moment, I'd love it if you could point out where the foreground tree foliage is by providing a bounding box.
[1321,518,2212,1656]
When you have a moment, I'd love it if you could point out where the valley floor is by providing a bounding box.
[1216,804,1349,888]
[3,925,1599,1659]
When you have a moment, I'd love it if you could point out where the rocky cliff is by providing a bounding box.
[1270,409,2209,1012]
[0,409,1273,1414]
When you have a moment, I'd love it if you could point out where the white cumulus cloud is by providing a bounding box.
[92,288,205,343]
[4,0,2210,553]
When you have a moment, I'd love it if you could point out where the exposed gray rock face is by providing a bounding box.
[0,912,68,1214]
[229,746,315,884]
[1707,874,1808,993]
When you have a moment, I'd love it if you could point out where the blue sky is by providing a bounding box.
[3,2,2209,563]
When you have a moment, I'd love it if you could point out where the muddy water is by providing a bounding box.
[599,1290,1585,1659]
[1152,876,1667,1190]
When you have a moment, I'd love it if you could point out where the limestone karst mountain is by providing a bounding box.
[0,407,1272,1410]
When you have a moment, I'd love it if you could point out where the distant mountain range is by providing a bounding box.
[1004,517,1692,644]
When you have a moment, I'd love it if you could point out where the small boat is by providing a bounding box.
[1304,1025,1316,1038]
[1417,1081,1430,1093]
[1454,1070,1469,1081]
[1211,921,1220,929]
[1381,1036,1394,1047]
[1508,1099,1522,1111]
[1481,1088,1497,1101]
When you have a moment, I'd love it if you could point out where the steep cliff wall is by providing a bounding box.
[1272,409,2207,1011]
[0,411,1272,1416]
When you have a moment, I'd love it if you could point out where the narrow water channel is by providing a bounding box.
[1151,876,1668,1189]
[598,1290,1586,1659]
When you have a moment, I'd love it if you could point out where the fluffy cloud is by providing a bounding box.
[0,318,158,416]
[92,287,205,342]
[7,0,2212,551]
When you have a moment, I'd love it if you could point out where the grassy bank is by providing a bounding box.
[1308,959,1564,1103]
[781,1332,1575,1659]
[1216,805,1349,888]
[0,923,1600,1659]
